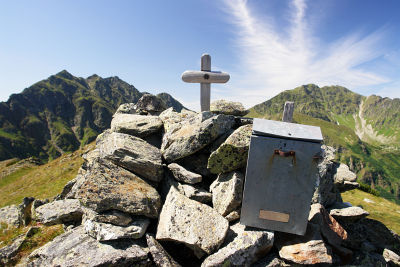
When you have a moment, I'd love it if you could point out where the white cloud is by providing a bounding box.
[219,0,391,108]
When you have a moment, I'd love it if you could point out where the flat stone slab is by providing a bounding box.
[383,248,400,266]
[156,187,229,257]
[34,199,83,226]
[168,163,202,184]
[27,226,149,266]
[210,171,244,216]
[210,100,248,116]
[84,218,150,241]
[69,158,161,218]
[202,223,274,267]
[208,124,252,174]
[330,206,369,223]
[161,114,234,163]
[146,234,182,267]
[111,114,163,137]
[88,210,133,226]
[97,130,164,182]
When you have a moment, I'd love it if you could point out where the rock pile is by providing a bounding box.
[1,97,399,266]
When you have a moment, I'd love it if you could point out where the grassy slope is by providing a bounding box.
[0,142,94,208]
[342,189,400,234]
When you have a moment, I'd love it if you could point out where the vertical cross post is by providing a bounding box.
[181,54,230,112]
[200,54,211,111]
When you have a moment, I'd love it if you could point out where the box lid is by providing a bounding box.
[252,118,323,143]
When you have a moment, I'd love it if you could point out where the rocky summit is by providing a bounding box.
[1,100,399,267]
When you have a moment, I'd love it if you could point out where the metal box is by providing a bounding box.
[240,118,323,235]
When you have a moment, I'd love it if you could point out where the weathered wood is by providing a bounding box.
[181,71,230,83]
[282,101,294,123]
[181,53,230,111]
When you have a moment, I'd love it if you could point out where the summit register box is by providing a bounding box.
[240,118,323,235]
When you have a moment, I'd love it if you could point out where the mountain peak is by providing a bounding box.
[56,70,73,79]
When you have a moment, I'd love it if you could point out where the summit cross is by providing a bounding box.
[181,54,230,111]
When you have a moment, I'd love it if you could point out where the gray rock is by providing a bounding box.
[156,187,229,257]
[162,114,235,163]
[168,163,202,184]
[201,223,274,267]
[85,210,133,226]
[210,100,248,116]
[276,223,333,265]
[210,171,244,216]
[115,103,137,115]
[383,248,400,266]
[0,234,25,265]
[252,253,292,267]
[208,124,252,174]
[27,226,150,266]
[0,205,22,227]
[111,114,163,137]
[136,94,168,115]
[31,199,49,219]
[159,107,197,133]
[334,163,359,192]
[146,234,182,267]
[97,130,164,182]
[330,206,369,222]
[34,199,83,226]
[68,158,161,218]
[177,151,214,178]
[225,210,241,222]
[178,183,212,204]
[84,217,150,241]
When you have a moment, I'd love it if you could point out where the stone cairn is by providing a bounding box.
[1,94,400,266]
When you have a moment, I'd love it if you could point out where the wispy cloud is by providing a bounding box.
[219,0,391,108]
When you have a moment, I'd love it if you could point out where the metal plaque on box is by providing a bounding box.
[240,118,323,235]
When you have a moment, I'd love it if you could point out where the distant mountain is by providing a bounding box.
[248,84,400,203]
[0,70,183,161]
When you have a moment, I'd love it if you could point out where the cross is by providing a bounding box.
[181,54,230,111]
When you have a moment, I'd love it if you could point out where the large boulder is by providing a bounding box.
[0,205,22,227]
[27,226,150,266]
[210,100,248,116]
[333,163,359,192]
[161,113,235,163]
[114,103,137,115]
[156,187,229,257]
[34,199,83,226]
[210,171,244,216]
[202,223,274,267]
[208,124,252,174]
[68,158,161,218]
[97,130,164,182]
[168,163,202,184]
[136,94,168,115]
[159,107,197,133]
[111,114,163,137]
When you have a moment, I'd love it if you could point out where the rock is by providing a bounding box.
[159,107,197,133]
[334,163,359,192]
[251,253,292,267]
[68,158,161,218]
[27,226,150,266]
[0,205,22,227]
[168,163,202,184]
[210,171,244,216]
[177,151,214,178]
[210,100,248,116]
[97,130,164,182]
[0,234,26,265]
[201,223,274,267]
[330,206,369,223]
[84,217,150,241]
[136,93,168,115]
[156,187,229,257]
[86,210,133,226]
[115,103,137,115]
[225,210,240,223]
[146,234,182,267]
[312,145,342,208]
[308,204,352,263]
[162,114,235,163]
[111,114,163,137]
[34,199,83,226]
[276,223,333,265]
[31,199,49,219]
[383,248,400,266]
[208,124,252,174]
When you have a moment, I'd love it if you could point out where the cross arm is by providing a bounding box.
[181,70,230,84]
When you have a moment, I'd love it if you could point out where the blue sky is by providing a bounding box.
[1,0,400,110]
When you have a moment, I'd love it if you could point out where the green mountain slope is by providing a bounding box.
[248,84,400,203]
[0,71,183,161]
